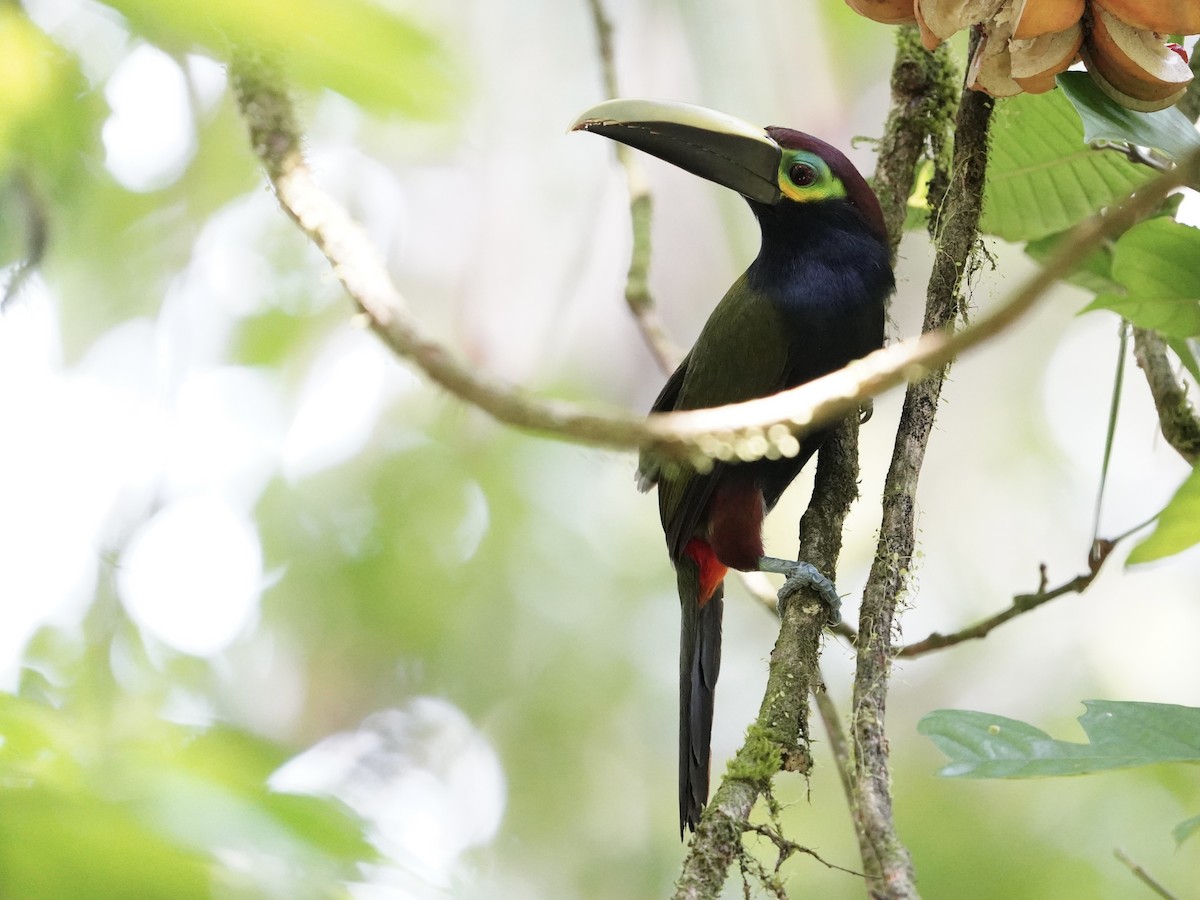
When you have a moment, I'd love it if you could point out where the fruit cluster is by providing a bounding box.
[846,0,1197,110]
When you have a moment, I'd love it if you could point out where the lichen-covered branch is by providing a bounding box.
[675,419,861,899]
[873,28,958,258]
[677,26,962,892]
[850,72,995,898]
[1132,327,1200,465]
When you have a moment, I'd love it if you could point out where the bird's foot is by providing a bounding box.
[757,557,841,626]
[859,398,874,426]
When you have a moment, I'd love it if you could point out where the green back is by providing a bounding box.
[641,275,787,559]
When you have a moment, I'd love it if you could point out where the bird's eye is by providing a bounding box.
[789,162,818,187]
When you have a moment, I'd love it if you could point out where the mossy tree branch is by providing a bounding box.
[872,29,958,260]
[678,26,957,895]
[1131,328,1200,466]
[850,63,995,899]
[675,419,862,900]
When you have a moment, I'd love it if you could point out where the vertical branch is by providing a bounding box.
[1,172,49,309]
[872,28,959,259]
[840,29,960,883]
[1132,327,1200,465]
[584,0,681,371]
[851,60,994,898]
[679,27,964,896]
[675,420,862,900]
[1129,93,1200,469]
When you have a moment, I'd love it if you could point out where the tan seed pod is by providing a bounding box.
[1011,0,1085,39]
[969,18,1023,97]
[1010,20,1083,93]
[913,0,944,50]
[844,0,917,25]
[1086,5,1193,110]
[1090,0,1200,36]
[1083,46,1190,110]
[916,0,1006,44]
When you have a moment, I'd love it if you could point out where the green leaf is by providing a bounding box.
[99,0,458,117]
[919,700,1200,778]
[1083,219,1200,337]
[983,89,1155,241]
[1167,336,1200,384]
[1128,464,1200,563]
[1174,814,1200,847]
[1083,293,1200,336]
[1058,71,1200,163]
[1111,218,1200,334]
[1025,231,1120,295]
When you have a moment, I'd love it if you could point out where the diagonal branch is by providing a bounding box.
[230,52,1200,469]
[899,570,1092,658]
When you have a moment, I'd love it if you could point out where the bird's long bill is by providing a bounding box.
[571,98,782,205]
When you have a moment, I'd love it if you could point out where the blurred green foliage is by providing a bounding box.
[100,0,459,118]
[0,674,371,898]
[2,2,1199,899]
[0,6,101,198]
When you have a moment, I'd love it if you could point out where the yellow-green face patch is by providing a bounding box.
[777,149,847,204]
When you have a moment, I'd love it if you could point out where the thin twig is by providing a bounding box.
[898,572,1094,657]
[1132,327,1200,465]
[1092,140,1174,174]
[1113,848,1180,900]
[1092,322,1129,545]
[811,677,863,871]
[583,0,680,371]
[829,533,1127,658]
[745,823,868,878]
[230,53,1200,468]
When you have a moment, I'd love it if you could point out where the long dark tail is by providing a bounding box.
[677,559,724,836]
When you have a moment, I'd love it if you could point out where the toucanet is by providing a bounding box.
[572,99,893,836]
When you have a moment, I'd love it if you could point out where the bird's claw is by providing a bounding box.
[759,557,841,626]
[779,562,842,626]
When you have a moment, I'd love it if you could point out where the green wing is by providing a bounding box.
[643,274,788,560]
